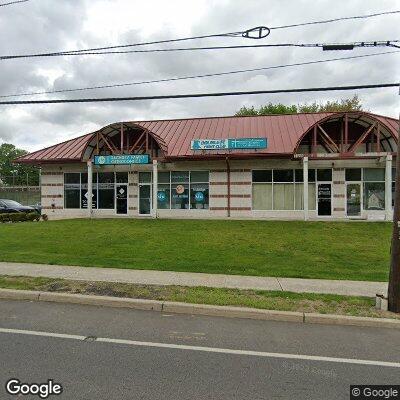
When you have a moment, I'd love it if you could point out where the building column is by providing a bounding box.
[152,159,158,218]
[386,154,393,220]
[87,160,93,218]
[303,156,309,221]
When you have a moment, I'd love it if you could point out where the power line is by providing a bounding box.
[0,10,398,60]
[270,10,400,30]
[0,0,29,7]
[1,51,398,99]
[1,40,399,60]
[0,83,397,105]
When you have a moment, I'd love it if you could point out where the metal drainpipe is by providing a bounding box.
[226,156,231,217]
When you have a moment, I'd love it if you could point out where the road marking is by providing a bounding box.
[1,327,400,369]
[0,327,85,340]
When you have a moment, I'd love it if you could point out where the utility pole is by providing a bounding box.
[388,110,400,313]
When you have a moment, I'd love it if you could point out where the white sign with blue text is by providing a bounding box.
[94,154,150,165]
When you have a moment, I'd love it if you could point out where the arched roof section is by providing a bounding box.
[81,121,168,161]
[294,112,398,155]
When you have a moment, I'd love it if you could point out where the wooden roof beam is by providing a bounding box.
[347,122,376,153]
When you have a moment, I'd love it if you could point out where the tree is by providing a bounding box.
[235,95,364,116]
[0,143,39,186]
[236,103,298,116]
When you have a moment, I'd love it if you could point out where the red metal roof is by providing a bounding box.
[16,112,399,164]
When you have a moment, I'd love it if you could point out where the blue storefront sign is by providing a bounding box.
[191,138,267,150]
[94,154,150,165]
[157,191,167,202]
[194,192,204,202]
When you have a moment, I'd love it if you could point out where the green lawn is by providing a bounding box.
[0,219,392,281]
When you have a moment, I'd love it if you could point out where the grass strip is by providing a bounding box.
[0,275,398,320]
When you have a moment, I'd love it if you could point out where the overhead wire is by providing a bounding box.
[0,0,29,7]
[0,10,398,60]
[0,40,399,60]
[1,50,398,99]
[0,83,397,105]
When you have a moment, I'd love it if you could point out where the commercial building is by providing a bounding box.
[16,111,399,220]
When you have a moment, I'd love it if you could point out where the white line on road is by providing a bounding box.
[1,327,399,369]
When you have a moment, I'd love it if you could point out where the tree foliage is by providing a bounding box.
[235,95,364,116]
[0,143,39,185]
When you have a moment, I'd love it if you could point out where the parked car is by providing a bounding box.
[0,199,36,213]
[29,202,42,214]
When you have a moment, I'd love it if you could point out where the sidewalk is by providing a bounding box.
[0,262,387,298]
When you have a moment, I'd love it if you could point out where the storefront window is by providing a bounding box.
[362,169,385,210]
[253,183,272,210]
[364,182,385,210]
[317,169,332,181]
[273,183,294,210]
[81,173,97,209]
[171,183,189,209]
[116,172,128,183]
[157,184,170,209]
[171,171,189,183]
[139,172,152,183]
[345,168,362,181]
[190,183,209,209]
[252,169,316,211]
[97,172,114,209]
[158,172,170,184]
[190,171,209,209]
[252,170,272,182]
[273,169,293,182]
[156,170,209,210]
[64,173,80,209]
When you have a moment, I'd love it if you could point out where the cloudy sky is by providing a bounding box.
[0,0,399,152]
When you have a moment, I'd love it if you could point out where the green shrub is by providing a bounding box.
[10,213,26,223]
[0,213,11,223]
[41,214,48,221]
[26,212,40,222]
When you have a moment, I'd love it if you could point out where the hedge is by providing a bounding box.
[0,212,41,223]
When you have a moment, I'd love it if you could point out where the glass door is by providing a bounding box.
[139,184,152,215]
[346,183,361,216]
[317,183,332,216]
[116,184,128,214]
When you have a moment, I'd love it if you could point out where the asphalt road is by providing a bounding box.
[0,299,399,400]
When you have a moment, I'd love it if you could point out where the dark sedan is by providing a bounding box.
[0,199,36,213]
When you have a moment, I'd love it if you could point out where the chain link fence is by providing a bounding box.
[0,173,41,206]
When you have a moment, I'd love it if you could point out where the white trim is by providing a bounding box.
[345,182,362,217]
[115,183,128,215]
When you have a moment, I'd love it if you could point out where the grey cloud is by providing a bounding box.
[0,0,398,152]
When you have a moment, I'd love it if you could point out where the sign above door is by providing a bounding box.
[94,154,150,165]
[191,138,267,150]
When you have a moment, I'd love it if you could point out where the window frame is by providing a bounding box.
[344,168,388,212]
[156,170,210,210]
[251,168,323,211]
[64,171,119,210]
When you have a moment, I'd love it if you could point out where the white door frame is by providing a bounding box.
[345,182,362,217]
[115,183,128,215]
[138,183,153,216]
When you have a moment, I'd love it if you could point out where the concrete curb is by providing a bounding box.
[0,288,399,329]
